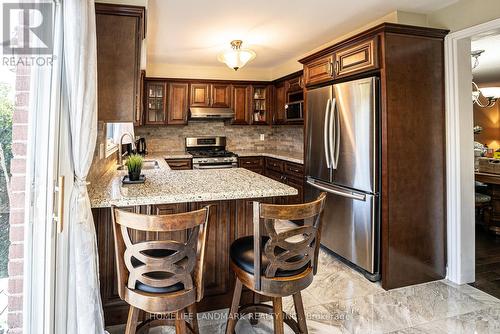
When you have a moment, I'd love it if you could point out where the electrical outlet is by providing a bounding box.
[260,134,265,141]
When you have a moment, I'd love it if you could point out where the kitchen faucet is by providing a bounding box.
[118,132,136,167]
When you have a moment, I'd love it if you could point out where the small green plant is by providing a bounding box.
[125,154,143,175]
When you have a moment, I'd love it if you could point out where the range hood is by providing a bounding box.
[189,107,235,120]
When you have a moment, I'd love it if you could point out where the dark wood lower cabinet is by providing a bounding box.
[240,156,304,204]
[94,198,274,326]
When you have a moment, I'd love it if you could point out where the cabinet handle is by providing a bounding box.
[244,161,253,164]
[334,60,340,75]
[328,61,333,76]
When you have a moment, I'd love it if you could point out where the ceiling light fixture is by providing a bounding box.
[217,40,256,71]
[471,50,500,108]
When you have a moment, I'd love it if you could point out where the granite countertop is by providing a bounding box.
[158,150,303,164]
[233,150,304,164]
[88,154,297,208]
[162,151,193,159]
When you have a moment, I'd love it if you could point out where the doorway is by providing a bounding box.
[469,32,500,298]
[445,17,500,289]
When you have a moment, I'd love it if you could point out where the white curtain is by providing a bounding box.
[63,0,106,333]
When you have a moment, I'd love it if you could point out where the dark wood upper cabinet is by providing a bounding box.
[211,84,231,107]
[96,4,145,122]
[190,83,211,107]
[302,36,379,86]
[303,54,334,87]
[135,70,145,126]
[167,82,189,125]
[190,83,231,108]
[286,75,303,92]
[334,36,379,78]
[144,81,167,125]
[232,85,251,125]
[273,82,286,125]
[250,85,273,125]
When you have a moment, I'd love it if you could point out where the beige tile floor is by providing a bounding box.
[107,250,500,334]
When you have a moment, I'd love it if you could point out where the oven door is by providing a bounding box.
[193,162,237,169]
[285,102,303,121]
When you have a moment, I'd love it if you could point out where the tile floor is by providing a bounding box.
[107,249,500,334]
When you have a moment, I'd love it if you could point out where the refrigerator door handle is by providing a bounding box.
[323,99,332,168]
[334,97,340,169]
[306,177,366,201]
[329,98,336,169]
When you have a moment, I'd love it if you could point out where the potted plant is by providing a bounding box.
[125,154,144,181]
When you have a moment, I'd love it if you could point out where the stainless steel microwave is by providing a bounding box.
[285,101,303,122]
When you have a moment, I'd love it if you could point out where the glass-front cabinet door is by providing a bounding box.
[251,86,271,125]
[145,81,167,124]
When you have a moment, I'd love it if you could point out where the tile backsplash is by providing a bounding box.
[135,122,303,153]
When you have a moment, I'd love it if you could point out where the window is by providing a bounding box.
[105,123,118,157]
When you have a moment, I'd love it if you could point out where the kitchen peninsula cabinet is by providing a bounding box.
[89,161,297,326]
[96,3,145,123]
[300,23,449,290]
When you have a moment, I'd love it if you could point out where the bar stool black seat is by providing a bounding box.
[225,193,327,334]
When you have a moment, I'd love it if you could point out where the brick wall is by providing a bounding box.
[7,64,30,333]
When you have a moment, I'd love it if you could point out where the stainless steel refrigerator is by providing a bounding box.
[305,76,380,280]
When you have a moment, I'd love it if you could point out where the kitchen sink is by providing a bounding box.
[117,160,159,170]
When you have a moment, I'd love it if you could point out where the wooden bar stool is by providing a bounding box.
[111,205,210,334]
[226,193,327,334]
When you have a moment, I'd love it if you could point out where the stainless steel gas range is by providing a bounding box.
[186,136,238,169]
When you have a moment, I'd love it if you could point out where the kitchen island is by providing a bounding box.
[89,156,298,326]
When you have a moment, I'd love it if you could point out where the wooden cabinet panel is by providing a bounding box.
[334,36,379,78]
[190,83,210,107]
[212,84,231,108]
[274,83,286,125]
[303,54,334,87]
[167,82,189,125]
[265,157,284,173]
[284,161,304,180]
[238,156,264,174]
[287,75,303,92]
[190,201,232,298]
[232,85,251,125]
[144,81,167,124]
[285,177,304,205]
[135,70,145,126]
[96,5,144,122]
[250,85,272,125]
[165,158,192,170]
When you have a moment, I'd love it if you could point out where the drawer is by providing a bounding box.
[238,156,264,169]
[265,169,284,183]
[165,158,192,170]
[284,162,304,180]
[265,158,284,173]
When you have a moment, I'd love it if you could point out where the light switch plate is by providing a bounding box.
[260,134,265,141]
